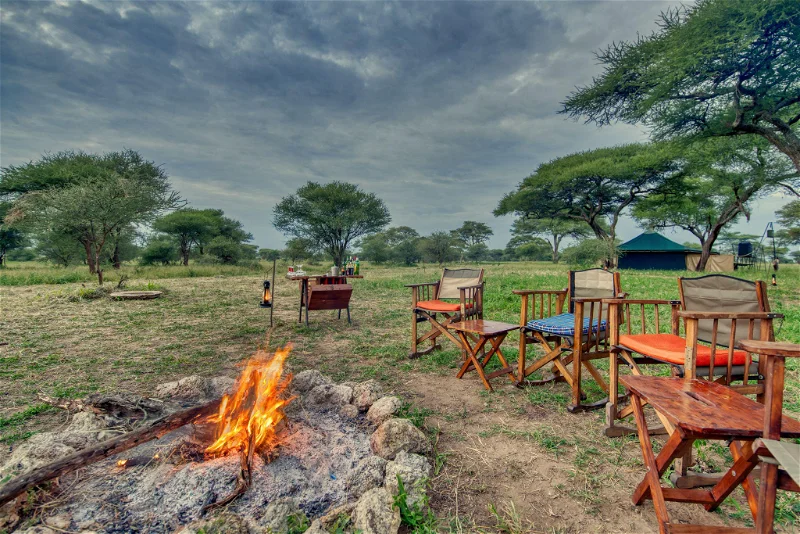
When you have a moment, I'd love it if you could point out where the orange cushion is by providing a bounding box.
[619,333,748,366]
[416,300,473,312]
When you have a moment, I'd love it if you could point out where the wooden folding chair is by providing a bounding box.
[604,275,779,439]
[623,339,800,534]
[515,268,624,412]
[407,268,484,358]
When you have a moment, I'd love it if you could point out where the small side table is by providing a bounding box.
[450,320,519,391]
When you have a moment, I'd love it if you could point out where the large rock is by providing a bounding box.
[304,384,353,407]
[346,455,387,498]
[384,451,432,507]
[352,380,383,411]
[351,488,400,534]
[370,418,430,460]
[155,376,228,401]
[261,498,307,532]
[366,396,402,425]
[291,370,331,394]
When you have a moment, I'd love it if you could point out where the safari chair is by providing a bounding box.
[408,268,484,358]
[605,275,779,438]
[515,268,624,412]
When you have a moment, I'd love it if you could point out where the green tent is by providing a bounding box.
[619,232,697,270]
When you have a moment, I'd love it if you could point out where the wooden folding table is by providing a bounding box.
[450,320,519,391]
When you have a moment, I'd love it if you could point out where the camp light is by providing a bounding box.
[260,279,272,308]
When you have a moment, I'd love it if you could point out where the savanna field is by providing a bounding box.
[1,261,799,533]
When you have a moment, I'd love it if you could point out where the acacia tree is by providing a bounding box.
[452,221,493,247]
[510,217,591,263]
[153,209,218,265]
[777,200,800,244]
[562,0,800,172]
[419,231,460,266]
[0,203,25,266]
[633,138,797,270]
[2,150,179,273]
[495,142,681,266]
[11,171,180,284]
[273,182,390,268]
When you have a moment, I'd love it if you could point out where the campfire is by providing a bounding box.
[0,345,431,533]
[205,345,293,458]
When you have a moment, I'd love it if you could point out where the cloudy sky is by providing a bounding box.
[1,0,791,250]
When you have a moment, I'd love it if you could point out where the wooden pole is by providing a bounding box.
[271,259,276,328]
[0,398,221,506]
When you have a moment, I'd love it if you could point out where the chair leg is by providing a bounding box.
[410,310,418,357]
[346,306,351,325]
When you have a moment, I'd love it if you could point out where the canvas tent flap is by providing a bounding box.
[685,254,735,272]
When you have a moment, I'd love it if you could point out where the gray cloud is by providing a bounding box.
[1,0,791,250]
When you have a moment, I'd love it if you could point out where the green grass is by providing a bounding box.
[1,260,799,530]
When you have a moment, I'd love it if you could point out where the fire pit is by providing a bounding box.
[0,349,433,534]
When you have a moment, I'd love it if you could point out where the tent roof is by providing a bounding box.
[619,232,697,253]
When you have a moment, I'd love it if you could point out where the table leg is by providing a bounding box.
[456,334,492,390]
[630,394,671,534]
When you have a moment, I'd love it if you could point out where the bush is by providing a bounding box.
[140,237,179,266]
[561,239,612,267]
[207,236,242,264]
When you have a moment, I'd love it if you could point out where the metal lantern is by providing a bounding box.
[260,279,272,308]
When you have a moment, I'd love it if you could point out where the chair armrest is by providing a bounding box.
[677,311,783,320]
[738,340,800,358]
[457,283,484,290]
[512,289,567,296]
[405,282,439,288]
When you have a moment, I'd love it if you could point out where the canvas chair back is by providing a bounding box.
[679,275,768,345]
[437,268,484,300]
[568,268,618,315]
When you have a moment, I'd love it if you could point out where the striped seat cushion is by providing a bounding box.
[526,313,607,337]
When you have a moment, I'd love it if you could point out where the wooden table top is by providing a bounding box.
[737,340,800,357]
[449,320,520,336]
[620,375,800,439]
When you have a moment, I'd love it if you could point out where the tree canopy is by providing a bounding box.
[6,151,180,282]
[509,217,591,263]
[495,142,682,264]
[633,137,796,269]
[419,231,460,265]
[452,221,493,247]
[273,181,390,268]
[561,0,800,171]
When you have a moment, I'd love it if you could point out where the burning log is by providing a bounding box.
[0,398,221,506]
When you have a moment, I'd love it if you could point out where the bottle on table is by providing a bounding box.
[354,257,360,275]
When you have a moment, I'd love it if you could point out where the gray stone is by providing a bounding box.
[17,528,57,534]
[305,384,353,407]
[304,520,327,534]
[351,488,400,534]
[154,376,214,401]
[370,418,431,460]
[384,451,432,507]
[352,380,383,411]
[61,412,106,449]
[346,455,387,498]
[339,403,360,419]
[291,370,331,394]
[366,396,402,425]
[262,498,306,533]
[209,376,235,397]
[44,514,72,530]
[1,433,76,478]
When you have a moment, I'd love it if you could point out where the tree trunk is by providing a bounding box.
[552,234,562,263]
[94,246,104,285]
[112,243,121,269]
[82,240,96,274]
[696,240,713,272]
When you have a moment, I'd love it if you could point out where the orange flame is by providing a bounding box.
[205,345,294,457]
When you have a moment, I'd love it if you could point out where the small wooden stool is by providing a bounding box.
[450,320,519,391]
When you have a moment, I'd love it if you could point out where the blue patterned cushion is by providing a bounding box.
[526,313,607,337]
